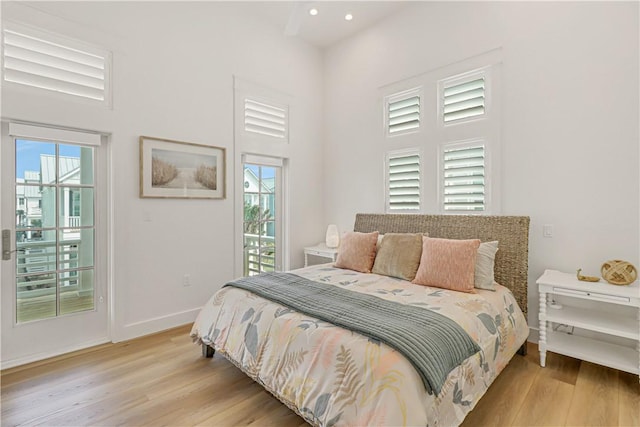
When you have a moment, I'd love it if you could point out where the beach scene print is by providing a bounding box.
[151,148,217,190]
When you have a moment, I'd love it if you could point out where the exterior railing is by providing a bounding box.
[16,238,82,299]
[243,233,276,276]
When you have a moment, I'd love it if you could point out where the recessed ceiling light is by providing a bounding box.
[309,8,318,16]
[345,13,353,21]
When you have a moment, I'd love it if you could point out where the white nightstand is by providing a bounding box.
[537,269,639,380]
[304,244,338,267]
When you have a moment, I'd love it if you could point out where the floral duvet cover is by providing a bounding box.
[191,264,529,426]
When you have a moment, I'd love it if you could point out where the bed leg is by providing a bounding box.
[516,342,527,356]
[202,343,215,358]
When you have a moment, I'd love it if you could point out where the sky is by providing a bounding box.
[245,164,275,180]
[15,139,82,180]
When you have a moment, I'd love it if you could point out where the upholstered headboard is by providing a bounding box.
[353,213,530,318]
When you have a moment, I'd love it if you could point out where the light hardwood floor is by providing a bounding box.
[2,325,638,426]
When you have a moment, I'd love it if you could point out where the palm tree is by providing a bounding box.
[243,202,272,235]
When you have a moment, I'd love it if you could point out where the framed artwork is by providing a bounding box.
[139,136,226,199]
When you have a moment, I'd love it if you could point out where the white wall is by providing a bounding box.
[323,2,639,329]
[1,1,325,347]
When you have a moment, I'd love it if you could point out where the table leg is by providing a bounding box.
[539,291,547,367]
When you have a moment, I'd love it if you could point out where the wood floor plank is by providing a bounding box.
[2,327,638,427]
[619,370,640,427]
[461,355,539,427]
[565,362,620,426]
[510,372,574,426]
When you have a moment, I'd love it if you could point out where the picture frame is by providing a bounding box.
[139,136,226,199]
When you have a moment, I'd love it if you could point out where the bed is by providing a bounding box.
[191,213,530,426]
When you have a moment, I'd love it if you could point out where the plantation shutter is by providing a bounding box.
[443,144,485,211]
[443,77,485,123]
[387,92,420,135]
[388,152,420,211]
[2,28,109,102]
[244,99,287,139]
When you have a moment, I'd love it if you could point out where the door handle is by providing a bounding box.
[2,229,14,260]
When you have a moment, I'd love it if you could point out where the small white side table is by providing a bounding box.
[304,244,338,267]
[537,269,639,380]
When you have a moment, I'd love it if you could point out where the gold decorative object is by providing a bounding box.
[600,260,637,285]
[576,269,600,282]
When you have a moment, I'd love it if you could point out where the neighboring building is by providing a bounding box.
[243,166,275,236]
[15,171,42,240]
[40,154,82,229]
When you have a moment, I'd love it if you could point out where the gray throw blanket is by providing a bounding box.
[225,272,480,395]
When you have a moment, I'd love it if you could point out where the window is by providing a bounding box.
[385,88,421,136]
[380,52,500,214]
[244,98,288,139]
[386,150,421,212]
[2,24,111,105]
[242,155,285,276]
[440,71,486,124]
[10,122,99,321]
[441,142,486,212]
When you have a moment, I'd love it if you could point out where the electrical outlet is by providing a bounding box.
[543,224,553,238]
[183,274,191,287]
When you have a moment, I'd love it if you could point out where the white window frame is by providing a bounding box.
[384,148,422,213]
[438,139,491,214]
[241,154,287,276]
[2,21,112,108]
[384,87,422,137]
[438,68,490,126]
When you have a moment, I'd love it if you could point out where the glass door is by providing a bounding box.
[1,123,108,367]
[243,163,280,276]
[14,140,96,322]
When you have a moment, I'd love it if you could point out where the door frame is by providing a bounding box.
[235,153,289,278]
[0,120,112,369]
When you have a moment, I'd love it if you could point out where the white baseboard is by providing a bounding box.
[114,307,201,342]
[1,336,110,370]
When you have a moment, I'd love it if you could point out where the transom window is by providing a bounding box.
[2,23,111,105]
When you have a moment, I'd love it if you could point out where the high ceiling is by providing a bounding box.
[240,1,410,48]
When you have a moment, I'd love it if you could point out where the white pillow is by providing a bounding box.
[475,241,499,291]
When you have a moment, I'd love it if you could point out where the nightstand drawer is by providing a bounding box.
[552,287,631,303]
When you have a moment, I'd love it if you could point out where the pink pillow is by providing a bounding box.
[334,231,379,273]
[412,237,481,293]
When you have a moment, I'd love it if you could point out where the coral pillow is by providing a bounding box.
[334,231,379,273]
[412,237,481,293]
